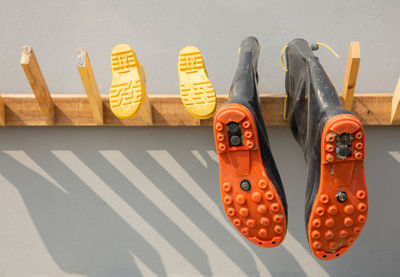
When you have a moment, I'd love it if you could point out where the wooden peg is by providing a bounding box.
[77,48,103,125]
[20,46,55,125]
[391,77,400,124]
[0,95,5,126]
[342,41,361,110]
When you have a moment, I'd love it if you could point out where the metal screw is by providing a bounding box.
[240,180,251,191]
[227,122,239,133]
[336,191,347,203]
[338,133,351,145]
[230,135,241,146]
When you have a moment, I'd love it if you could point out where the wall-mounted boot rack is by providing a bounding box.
[0,42,398,127]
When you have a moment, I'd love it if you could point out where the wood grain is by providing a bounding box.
[20,46,55,125]
[0,94,395,126]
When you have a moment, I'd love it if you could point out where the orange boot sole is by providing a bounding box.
[308,114,368,260]
[214,104,287,247]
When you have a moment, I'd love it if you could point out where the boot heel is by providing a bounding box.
[308,114,368,259]
[214,103,287,247]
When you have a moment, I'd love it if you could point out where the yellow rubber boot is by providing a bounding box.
[109,44,146,119]
[178,46,216,119]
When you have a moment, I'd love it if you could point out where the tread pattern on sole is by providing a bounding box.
[178,47,216,119]
[308,114,368,260]
[109,45,145,119]
[214,104,287,248]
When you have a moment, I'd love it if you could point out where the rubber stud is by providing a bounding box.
[316,206,325,216]
[354,151,363,160]
[357,203,368,212]
[227,208,235,216]
[217,133,224,141]
[312,218,321,228]
[313,241,322,249]
[257,205,267,215]
[357,215,366,223]
[246,219,256,227]
[258,228,268,238]
[239,207,249,217]
[260,217,270,226]
[355,142,363,149]
[270,203,280,212]
[339,230,349,238]
[258,179,268,189]
[273,214,283,223]
[244,131,252,139]
[241,227,250,236]
[235,194,246,205]
[328,205,338,215]
[219,143,226,151]
[344,204,355,214]
[356,190,366,200]
[265,191,274,201]
[326,154,334,162]
[353,226,362,235]
[325,230,334,240]
[215,122,223,131]
[223,195,233,205]
[243,121,250,128]
[274,225,283,234]
[355,132,363,139]
[347,237,355,244]
[233,218,241,226]
[311,230,321,239]
[251,192,262,203]
[325,218,335,228]
[246,140,254,149]
[329,241,338,250]
[320,193,330,204]
[326,133,335,142]
[222,182,232,192]
[325,144,334,152]
[344,217,354,227]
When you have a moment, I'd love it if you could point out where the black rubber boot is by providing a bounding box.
[213,37,288,247]
[285,38,368,260]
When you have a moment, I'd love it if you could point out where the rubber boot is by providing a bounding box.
[213,37,288,247]
[284,38,368,260]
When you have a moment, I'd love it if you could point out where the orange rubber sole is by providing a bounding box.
[214,104,287,247]
[308,114,368,260]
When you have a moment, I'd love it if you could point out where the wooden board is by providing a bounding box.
[77,48,103,125]
[342,41,361,110]
[20,46,55,125]
[0,94,395,126]
[391,77,400,124]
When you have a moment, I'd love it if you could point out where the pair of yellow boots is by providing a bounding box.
[109,44,216,120]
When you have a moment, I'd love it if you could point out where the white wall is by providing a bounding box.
[0,1,399,276]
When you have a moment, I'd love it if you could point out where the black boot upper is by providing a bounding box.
[284,38,352,225]
[225,36,288,217]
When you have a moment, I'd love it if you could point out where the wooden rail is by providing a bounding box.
[9,43,399,127]
[0,94,395,126]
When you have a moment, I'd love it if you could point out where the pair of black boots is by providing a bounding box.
[213,37,368,260]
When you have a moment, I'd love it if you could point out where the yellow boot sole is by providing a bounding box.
[109,44,146,119]
[178,46,216,119]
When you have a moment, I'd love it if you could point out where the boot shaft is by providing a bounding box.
[284,38,349,160]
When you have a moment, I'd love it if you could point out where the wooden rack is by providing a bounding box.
[0,42,398,127]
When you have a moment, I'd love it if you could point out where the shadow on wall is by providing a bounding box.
[0,126,398,276]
